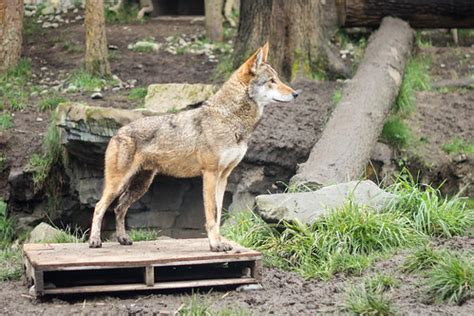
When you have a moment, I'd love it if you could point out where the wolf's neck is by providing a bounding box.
[206,75,263,129]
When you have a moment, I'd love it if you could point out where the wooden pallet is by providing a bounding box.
[23,238,262,296]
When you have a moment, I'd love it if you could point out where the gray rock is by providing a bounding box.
[256,180,397,224]
[8,168,35,202]
[27,222,61,243]
[90,92,103,99]
[144,83,216,113]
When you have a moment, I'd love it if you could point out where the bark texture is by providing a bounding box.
[85,0,111,76]
[205,0,224,42]
[0,0,24,73]
[234,0,349,81]
[291,17,414,186]
[337,0,474,28]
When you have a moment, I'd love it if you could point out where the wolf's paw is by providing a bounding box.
[89,237,102,248]
[117,235,133,246]
[210,242,233,252]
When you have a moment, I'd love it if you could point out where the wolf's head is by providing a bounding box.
[237,43,300,106]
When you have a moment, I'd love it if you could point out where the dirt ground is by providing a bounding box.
[1,237,473,315]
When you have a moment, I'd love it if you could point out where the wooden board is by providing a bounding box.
[23,238,262,296]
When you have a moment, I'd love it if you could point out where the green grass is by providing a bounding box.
[129,38,158,53]
[332,88,342,105]
[425,253,474,305]
[415,31,433,48]
[224,200,422,279]
[395,56,431,114]
[105,4,146,24]
[0,112,13,130]
[38,94,67,111]
[0,58,35,111]
[128,87,147,106]
[0,249,22,281]
[25,113,61,189]
[129,228,159,241]
[442,137,474,155]
[387,172,474,238]
[402,245,444,273]
[381,116,412,148]
[224,171,473,281]
[178,294,252,316]
[345,275,396,315]
[0,200,15,249]
[39,226,86,244]
[68,70,108,92]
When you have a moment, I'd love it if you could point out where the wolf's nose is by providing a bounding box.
[292,91,299,98]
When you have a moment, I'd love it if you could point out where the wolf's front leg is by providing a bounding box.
[203,170,232,252]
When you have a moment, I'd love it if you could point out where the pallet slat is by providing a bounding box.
[43,278,256,295]
[24,238,260,269]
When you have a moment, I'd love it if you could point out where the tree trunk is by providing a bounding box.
[291,17,414,187]
[233,0,349,81]
[0,0,24,74]
[336,0,474,28]
[205,0,224,42]
[232,0,272,68]
[85,0,111,76]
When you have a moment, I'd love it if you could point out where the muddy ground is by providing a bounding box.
[1,237,473,315]
[1,9,473,316]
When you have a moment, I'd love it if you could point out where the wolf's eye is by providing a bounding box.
[270,78,276,84]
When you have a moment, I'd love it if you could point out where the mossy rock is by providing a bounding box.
[144,83,217,113]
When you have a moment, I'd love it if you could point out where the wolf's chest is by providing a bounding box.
[218,143,248,169]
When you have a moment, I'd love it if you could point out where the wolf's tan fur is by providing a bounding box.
[89,43,298,251]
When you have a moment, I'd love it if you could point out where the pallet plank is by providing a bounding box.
[144,266,154,287]
[43,278,256,295]
[23,238,260,270]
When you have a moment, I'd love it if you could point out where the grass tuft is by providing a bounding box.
[224,199,422,279]
[128,87,147,108]
[425,253,474,305]
[25,113,61,189]
[129,228,159,241]
[0,112,14,130]
[395,56,431,114]
[68,70,108,92]
[0,58,35,111]
[332,88,342,105]
[105,4,146,24]
[0,249,22,281]
[38,94,67,111]
[402,245,444,273]
[387,172,474,238]
[0,200,15,249]
[345,276,396,315]
[40,226,87,244]
[381,116,412,148]
[178,294,252,316]
[442,137,474,155]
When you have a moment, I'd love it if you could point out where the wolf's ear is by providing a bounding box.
[261,42,269,63]
[238,46,263,81]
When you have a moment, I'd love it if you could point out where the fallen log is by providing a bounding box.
[291,17,414,187]
[336,0,474,28]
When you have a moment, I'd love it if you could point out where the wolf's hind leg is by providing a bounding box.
[114,169,156,245]
[89,136,140,248]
